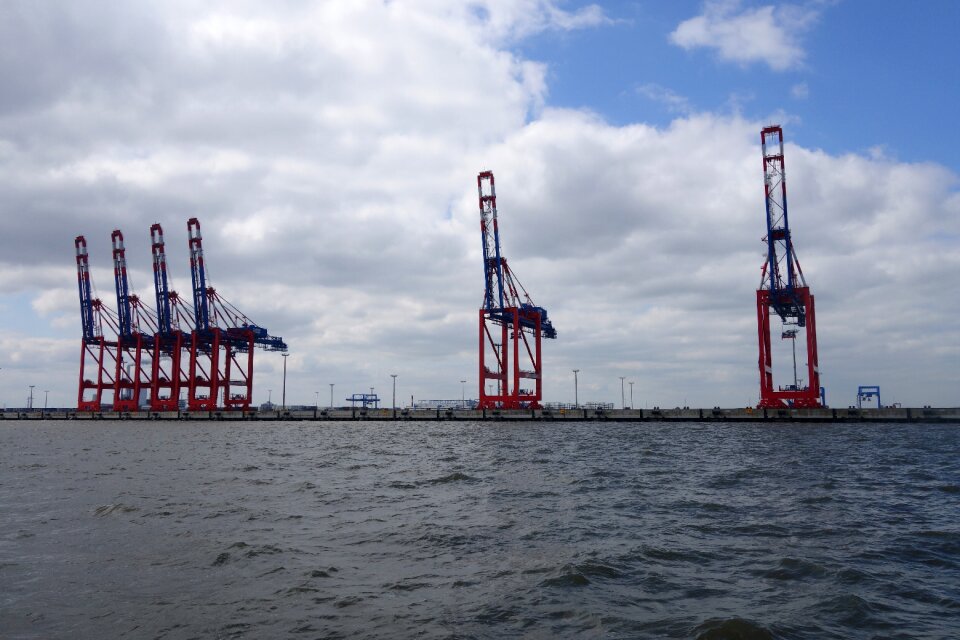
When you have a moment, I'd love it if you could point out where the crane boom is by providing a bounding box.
[761,126,806,326]
[188,217,210,331]
[151,223,173,335]
[75,236,98,342]
[111,230,133,337]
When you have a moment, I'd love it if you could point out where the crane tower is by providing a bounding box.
[477,171,556,409]
[756,126,822,408]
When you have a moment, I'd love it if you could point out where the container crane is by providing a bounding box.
[477,171,556,409]
[75,236,120,411]
[756,126,822,408]
[186,218,287,411]
[149,223,193,411]
[110,229,158,411]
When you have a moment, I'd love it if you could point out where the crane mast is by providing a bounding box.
[75,236,98,342]
[479,171,507,311]
[151,223,173,335]
[188,217,210,331]
[112,230,133,337]
[761,126,806,325]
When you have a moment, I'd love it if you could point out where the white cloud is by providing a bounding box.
[791,82,809,99]
[0,1,956,409]
[670,1,821,71]
[636,83,692,114]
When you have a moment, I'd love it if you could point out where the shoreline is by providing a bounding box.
[3,406,958,423]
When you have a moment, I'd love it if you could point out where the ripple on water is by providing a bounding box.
[760,557,831,581]
[692,617,775,640]
[92,504,138,517]
[539,560,624,588]
[423,471,476,485]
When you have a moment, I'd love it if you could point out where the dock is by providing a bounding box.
[2,407,958,423]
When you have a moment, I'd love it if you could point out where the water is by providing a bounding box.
[1,420,958,639]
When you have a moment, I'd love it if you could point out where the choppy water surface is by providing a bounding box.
[1,420,958,639]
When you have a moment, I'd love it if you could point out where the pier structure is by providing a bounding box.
[4,406,958,423]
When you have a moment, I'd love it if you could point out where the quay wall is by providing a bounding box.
[2,407,959,423]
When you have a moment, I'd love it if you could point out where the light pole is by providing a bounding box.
[329,383,334,409]
[268,389,272,406]
[619,377,625,410]
[628,381,634,410]
[44,390,49,412]
[28,385,35,411]
[391,374,397,416]
[315,391,319,409]
[572,369,579,408]
[461,379,466,408]
[783,329,799,389]
[281,353,289,410]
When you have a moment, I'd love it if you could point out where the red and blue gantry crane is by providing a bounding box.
[110,229,160,411]
[74,219,286,412]
[186,217,287,411]
[477,170,556,409]
[149,223,194,411]
[756,126,822,408]
[76,235,120,411]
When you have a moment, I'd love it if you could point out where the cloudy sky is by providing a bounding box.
[1,0,957,410]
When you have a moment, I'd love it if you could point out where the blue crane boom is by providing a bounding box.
[761,126,807,326]
[151,223,173,335]
[75,236,98,342]
[111,230,133,337]
[477,171,556,339]
[188,218,210,331]
[185,217,286,352]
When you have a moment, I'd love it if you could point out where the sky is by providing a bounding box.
[0,0,958,410]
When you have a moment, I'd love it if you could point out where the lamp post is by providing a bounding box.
[619,376,625,410]
[329,383,334,409]
[628,381,634,410]
[572,369,579,408]
[783,328,799,389]
[281,353,289,411]
[268,389,272,406]
[315,391,319,409]
[391,374,397,417]
[460,379,466,408]
[28,385,34,411]
[44,390,49,413]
